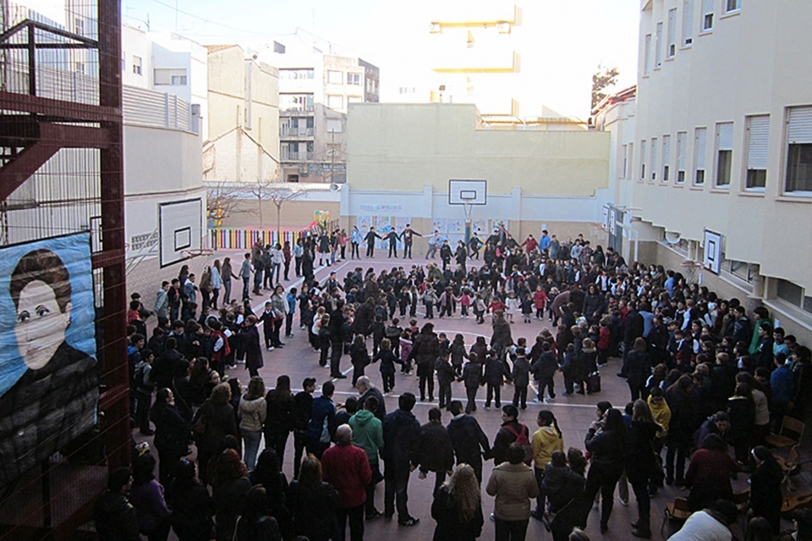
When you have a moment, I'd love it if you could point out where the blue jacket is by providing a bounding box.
[306,396,336,444]
[770,365,795,405]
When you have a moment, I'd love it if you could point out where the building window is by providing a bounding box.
[662,134,672,182]
[132,56,142,75]
[280,69,314,80]
[643,34,652,75]
[75,17,84,35]
[650,138,658,181]
[327,70,342,84]
[154,68,187,86]
[655,22,663,68]
[326,119,343,133]
[786,106,812,193]
[726,0,741,12]
[347,72,361,85]
[677,131,687,183]
[640,140,647,181]
[628,143,634,180]
[327,95,343,110]
[746,115,769,189]
[702,0,714,31]
[683,0,695,45]
[777,279,804,307]
[622,144,628,179]
[695,127,707,185]
[667,9,677,57]
[715,122,733,186]
[75,61,84,74]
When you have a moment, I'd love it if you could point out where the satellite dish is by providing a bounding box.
[330,183,341,192]
[664,231,681,245]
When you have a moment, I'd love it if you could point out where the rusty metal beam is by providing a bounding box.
[0,141,58,201]
[0,91,120,123]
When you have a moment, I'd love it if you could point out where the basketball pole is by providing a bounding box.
[464,201,472,244]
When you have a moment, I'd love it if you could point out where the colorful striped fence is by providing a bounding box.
[209,229,310,250]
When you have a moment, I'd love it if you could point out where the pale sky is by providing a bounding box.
[121,0,641,119]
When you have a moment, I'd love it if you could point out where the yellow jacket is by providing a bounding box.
[531,426,564,469]
[647,395,672,438]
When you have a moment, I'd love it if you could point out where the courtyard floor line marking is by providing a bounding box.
[322,389,600,409]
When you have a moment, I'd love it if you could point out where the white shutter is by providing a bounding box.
[747,115,770,169]
[662,135,671,168]
[684,0,695,43]
[651,138,658,177]
[667,9,677,56]
[677,132,686,169]
[695,128,707,169]
[655,23,663,67]
[717,122,734,151]
[788,107,812,144]
[641,140,647,179]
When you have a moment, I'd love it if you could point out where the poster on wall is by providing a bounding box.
[375,216,392,249]
[0,233,98,487]
[356,216,373,236]
[432,219,447,236]
[472,219,489,237]
[447,218,464,235]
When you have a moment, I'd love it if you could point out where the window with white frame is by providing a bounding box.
[644,34,652,76]
[662,135,672,181]
[628,143,634,180]
[702,0,714,31]
[347,72,361,85]
[154,68,187,86]
[775,279,812,315]
[667,9,677,58]
[327,95,344,110]
[327,70,342,84]
[746,115,769,189]
[651,138,659,181]
[786,106,812,193]
[132,55,142,75]
[677,132,687,183]
[640,140,647,181]
[683,0,695,45]
[725,0,741,12]
[655,22,663,68]
[715,122,733,186]
[695,127,707,185]
[622,144,628,179]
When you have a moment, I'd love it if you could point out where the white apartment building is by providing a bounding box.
[632,0,812,342]
[261,47,379,183]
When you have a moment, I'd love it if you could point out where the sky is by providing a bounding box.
[121,0,641,119]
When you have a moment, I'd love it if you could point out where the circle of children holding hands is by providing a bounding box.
[107,225,812,541]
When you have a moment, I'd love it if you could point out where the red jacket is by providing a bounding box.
[321,443,372,508]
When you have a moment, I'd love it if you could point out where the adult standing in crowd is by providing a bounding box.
[486,443,539,541]
[321,424,372,541]
[582,408,627,534]
[383,392,421,526]
[431,464,484,541]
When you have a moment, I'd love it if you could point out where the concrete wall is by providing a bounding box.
[347,103,610,197]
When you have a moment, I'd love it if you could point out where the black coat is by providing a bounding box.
[383,408,420,465]
[436,359,457,386]
[484,356,510,385]
[410,330,440,376]
[462,361,483,389]
[531,351,558,380]
[416,422,455,473]
[625,350,651,387]
[511,357,530,388]
[447,414,490,464]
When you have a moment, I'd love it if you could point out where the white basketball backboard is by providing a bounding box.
[449,179,487,205]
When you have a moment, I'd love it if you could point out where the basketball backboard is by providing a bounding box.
[449,179,487,205]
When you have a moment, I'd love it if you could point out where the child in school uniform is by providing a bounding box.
[457,288,472,319]
[318,313,331,368]
[400,328,413,375]
[521,293,534,324]
[373,338,401,393]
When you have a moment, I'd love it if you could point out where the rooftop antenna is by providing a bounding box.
[174,0,179,32]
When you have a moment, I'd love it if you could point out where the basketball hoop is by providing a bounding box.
[680,259,704,284]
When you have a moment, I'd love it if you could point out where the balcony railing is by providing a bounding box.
[280,126,315,137]
[280,104,315,113]
[281,149,314,161]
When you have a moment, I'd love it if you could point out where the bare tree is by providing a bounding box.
[248,180,307,233]
[206,181,247,226]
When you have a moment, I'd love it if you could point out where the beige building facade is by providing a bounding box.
[344,103,610,251]
[631,0,812,342]
[204,45,280,184]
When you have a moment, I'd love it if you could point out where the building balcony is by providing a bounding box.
[432,50,519,73]
[280,105,315,114]
[280,126,315,137]
[281,149,314,161]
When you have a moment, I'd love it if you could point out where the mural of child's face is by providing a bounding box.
[15,280,71,370]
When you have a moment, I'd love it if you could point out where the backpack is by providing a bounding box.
[504,423,533,466]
